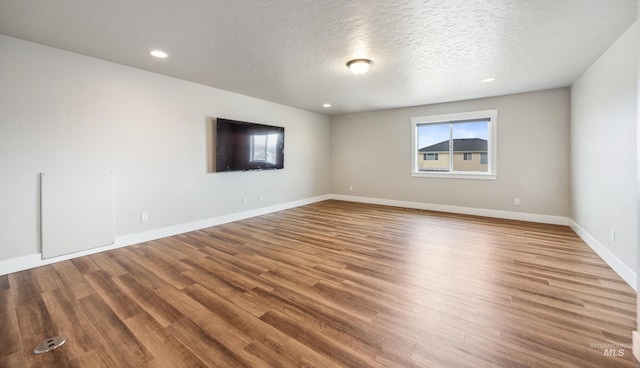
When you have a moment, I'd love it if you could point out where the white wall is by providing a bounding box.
[571,21,639,286]
[0,35,331,265]
[637,0,640,356]
[330,88,571,220]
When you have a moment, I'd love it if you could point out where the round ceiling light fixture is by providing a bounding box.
[347,59,373,75]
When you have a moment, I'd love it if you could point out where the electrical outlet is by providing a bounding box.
[259,194,264,202]
[141,212,148,222]
[611,230,616,243]
[514,198,520,206]
[349,185,353,192]
[242,197,247,205]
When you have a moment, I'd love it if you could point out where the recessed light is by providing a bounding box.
[482,77,496,83]
[323,103,331,108]
[150,50,168,58]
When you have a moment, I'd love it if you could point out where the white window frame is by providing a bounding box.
[411,109,497,180]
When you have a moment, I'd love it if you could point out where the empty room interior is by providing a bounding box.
[1,1,640,367]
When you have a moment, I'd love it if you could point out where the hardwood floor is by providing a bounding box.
[1,200,638,367]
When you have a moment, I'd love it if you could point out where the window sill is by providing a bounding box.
[411,171,497,180]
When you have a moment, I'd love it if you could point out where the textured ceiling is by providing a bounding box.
[0,0,637,115]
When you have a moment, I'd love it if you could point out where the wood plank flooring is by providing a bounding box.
[1,200,638,367]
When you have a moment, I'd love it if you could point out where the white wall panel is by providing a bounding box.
[41,170,114,258]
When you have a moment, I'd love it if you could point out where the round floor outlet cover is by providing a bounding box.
[33,336,67,354]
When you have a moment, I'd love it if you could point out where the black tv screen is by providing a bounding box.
[215,118,285,172]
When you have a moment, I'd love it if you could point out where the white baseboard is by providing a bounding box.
[0,194,331,276]
[333,195,637,290]
[3,193,634,293]
[115,194,331,248]
[569,220,637,290]
[330,194,570,225]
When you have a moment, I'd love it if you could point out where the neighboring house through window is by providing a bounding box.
[411,110,497,180]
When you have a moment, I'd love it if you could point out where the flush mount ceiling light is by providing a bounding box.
[323,103,332,108]
[482,77,496,83]
[347,59,373,75]
[150,50,168,58]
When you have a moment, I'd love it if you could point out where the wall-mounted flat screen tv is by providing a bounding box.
[215,118,285,172]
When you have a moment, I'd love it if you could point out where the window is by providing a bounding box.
[411,110,497,180]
